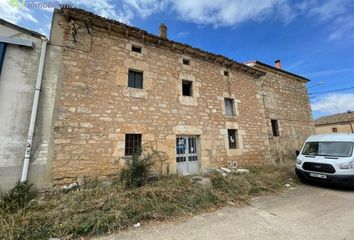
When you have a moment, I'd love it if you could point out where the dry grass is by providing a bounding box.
[0,164,297,240]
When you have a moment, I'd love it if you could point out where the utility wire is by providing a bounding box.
[309,86,354,95]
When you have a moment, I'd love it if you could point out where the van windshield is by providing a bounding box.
[302,141,354,157]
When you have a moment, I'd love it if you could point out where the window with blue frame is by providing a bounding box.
[0,42,6,74]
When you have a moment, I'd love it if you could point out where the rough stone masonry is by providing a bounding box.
[47,8,314,186]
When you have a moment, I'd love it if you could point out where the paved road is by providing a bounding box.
[95,184,354,240]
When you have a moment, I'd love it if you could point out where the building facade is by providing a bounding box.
[315,111,354,134]
[0,8,315,190]
[47,8,314,186]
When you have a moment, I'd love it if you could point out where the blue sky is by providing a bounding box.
[1,0,354,119]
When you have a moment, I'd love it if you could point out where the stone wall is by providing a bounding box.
[315,123,354,134]
[252,64,315,163]
[49,10,314,185]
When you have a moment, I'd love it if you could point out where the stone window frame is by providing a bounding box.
[224,98,236,116]
[124,133,142,156]
[179,55,193,70]
[219,93,240,117]
[222,122,244,156]
[220,67,233,78]
[178,74,200,106]
[127,41,147,58]
[227,129,238,149]
[115,57,153,99]
[112,124,155,161]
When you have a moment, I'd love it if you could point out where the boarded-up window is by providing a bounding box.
[125,134,142,156]
[224,98,235,116]
[228,129,237,149]
[271,119,280,136]
[128,70,143,89]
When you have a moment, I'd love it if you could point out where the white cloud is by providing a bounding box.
[171,0,293,27]
[305,0,354,42]
[72,0,133,23]
[122,0,168,18]
[311,93,354,114]
[328,15,354,41]
[308,0,350,21]
[0,0,38,24]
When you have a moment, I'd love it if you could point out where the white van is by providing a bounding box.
[296,134,354,187]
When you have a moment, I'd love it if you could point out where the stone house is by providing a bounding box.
[46,8,314,186]
[0,8,314,190]
[315,111,354,134]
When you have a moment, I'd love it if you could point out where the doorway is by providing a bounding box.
[176,136,200,175]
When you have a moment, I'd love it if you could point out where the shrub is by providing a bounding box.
[120,144,167,188]
[0,181,36,213]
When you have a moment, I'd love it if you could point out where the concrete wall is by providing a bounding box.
[0,24,58,191]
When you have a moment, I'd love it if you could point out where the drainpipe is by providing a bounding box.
[21,37,48,182]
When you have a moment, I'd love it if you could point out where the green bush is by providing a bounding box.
[0,181,36,213]
[120,144,167,188]
[120,151,154,188]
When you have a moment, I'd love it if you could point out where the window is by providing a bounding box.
[228,129,237,149]
[182,58,190,65]
[182,80,193,96]
[332,127,338,133]
[128,70,143,89]
[224,70,229,76]
[302,141,353,157]
[224,98,235,116]
[125,134,142,156]
[0,42,6,74]
[131,45,142,53]
[271,119,280,136]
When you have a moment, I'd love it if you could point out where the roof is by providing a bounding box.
[58,8,265,78]
[0,18,46,39]
[315,111,354,126]
[306,133,354,142]
[245,60,310,82]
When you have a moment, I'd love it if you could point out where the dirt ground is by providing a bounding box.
[94,184,354,240]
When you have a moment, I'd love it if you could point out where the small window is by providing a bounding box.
[182,58,190,65]
[0,42,6,74]
[224,70,229,76]
[332,127,338,133]
[128,70,143,89]
[125,134,142,156]
[228,129,237,149]
[182,80,193,96]
[131,45,142,53]
[271,119,280,136]
[224,98,235,116]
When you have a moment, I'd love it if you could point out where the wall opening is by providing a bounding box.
[228,129,238,149]
[182,80,193,96]
[271,119,280,136]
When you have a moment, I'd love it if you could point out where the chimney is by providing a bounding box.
[274,59,282,69]
[159,23,167,39]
